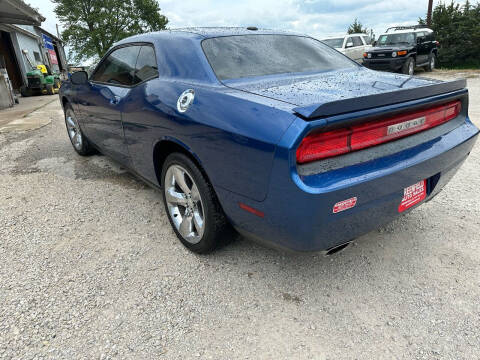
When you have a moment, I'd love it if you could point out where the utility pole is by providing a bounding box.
[427,0,433,26]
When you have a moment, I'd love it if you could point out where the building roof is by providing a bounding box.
[35,26,62,43]
[0,0,45,26]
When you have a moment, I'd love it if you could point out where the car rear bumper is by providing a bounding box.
[363,58,408,71]
[217,117,479,252]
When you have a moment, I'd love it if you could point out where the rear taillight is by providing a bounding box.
[296,101,461,164]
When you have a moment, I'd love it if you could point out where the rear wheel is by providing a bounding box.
[425,54,436,72]
[46,83,55,95]
[161,153,230,253]
[402,57,415,75]
[64,104,95,156]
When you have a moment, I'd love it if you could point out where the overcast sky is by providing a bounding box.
[27,0,463,40]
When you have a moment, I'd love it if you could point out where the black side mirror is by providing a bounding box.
[71,71,88,85]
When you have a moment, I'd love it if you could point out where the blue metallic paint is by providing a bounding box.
[59,28,479,252]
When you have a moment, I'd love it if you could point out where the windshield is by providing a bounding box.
[202,35,356,81]
[377,33,415,46]
[322,38,344,48]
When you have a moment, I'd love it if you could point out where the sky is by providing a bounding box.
[26,0,465,42]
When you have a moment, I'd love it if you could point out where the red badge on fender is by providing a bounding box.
[333,197,357,214]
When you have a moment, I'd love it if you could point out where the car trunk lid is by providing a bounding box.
[223,68,442,115]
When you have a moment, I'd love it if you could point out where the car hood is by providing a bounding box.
[370,46,414,52]
[223,68,439,107]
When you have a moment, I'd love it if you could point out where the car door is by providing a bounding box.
[78,45,141,165]
[415,32,428,64]
[121,45,161,179]
[344,36,356,60]
[347,36,364,62]
[361,34,372,50]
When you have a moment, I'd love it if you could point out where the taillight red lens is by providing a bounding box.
[296,101,461,164]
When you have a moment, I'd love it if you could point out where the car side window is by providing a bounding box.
[91,46,140,86]
[133,45,159,85]
[362,35,371,45]
[352,36,363,47]
[416,32,426,43]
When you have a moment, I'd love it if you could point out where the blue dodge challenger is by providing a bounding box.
[59,28,478,254]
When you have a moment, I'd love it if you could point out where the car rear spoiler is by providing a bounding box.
[293,79,467,119]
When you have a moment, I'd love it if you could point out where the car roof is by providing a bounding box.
[170,27,301,38]
[114,27,308,47]
[321,33,367,40]
[383,28,433,35]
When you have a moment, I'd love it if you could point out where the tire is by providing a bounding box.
[54,78,61,90]
[46,83,55,95]
[161,153,230,253]
[64,104,95,156]
[425,53,436,72]
[402,57,415,75]
[20,85,31,97]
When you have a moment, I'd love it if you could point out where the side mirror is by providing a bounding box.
[71,71,88,85]
[346,41,354,48]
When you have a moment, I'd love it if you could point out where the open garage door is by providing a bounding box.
[0,30,22,91]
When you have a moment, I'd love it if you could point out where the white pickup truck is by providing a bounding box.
[321,33,372,62]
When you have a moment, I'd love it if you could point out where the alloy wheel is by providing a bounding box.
[164,164,205,244]
[409,61,414,75]
[66,110,83,150]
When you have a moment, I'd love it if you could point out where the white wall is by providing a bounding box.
[11,30,43,81]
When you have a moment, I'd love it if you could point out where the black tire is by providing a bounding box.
[402,57,415,75]
[424,53,436,72]
[64,104,95,156]
[54,78,61,90]
[46,83,55,95]
[161,152,231,254]
[20,85,31,97]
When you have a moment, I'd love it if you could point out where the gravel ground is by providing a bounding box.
[1,71,479,360]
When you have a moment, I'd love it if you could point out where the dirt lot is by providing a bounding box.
[0,71,479,360]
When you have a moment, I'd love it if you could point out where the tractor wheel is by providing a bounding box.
[20,86,32,97]
[46,84,55,95]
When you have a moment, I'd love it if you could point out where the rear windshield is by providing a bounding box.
[322,38,344,48]
[202,35,356,81]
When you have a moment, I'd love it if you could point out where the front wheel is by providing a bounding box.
[161,153,230,253]
[402,57,415,76]
[20,85,31,97]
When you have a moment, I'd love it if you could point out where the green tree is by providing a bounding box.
[419,1,480,68]
[53,0,168,63]
[347,18,368,34]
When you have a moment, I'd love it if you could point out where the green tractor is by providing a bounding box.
[20,64,61,97]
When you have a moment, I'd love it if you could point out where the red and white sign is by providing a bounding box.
[333,197,357,214]
[48,49,58,65]
[398,180,427,213]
